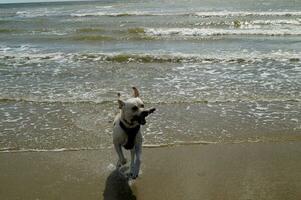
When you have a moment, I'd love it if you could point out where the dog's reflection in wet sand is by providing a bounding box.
[103,167,136,200]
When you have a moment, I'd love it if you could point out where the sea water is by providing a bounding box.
[0,0,300,152]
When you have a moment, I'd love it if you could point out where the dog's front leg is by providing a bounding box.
[131,144,142,179]
[129,148,135,177]
[114,143,126,168]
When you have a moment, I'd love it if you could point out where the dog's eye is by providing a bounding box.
[132,106,138,111]
[140,104,144,108]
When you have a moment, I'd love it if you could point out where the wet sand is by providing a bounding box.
[0,142,301,200]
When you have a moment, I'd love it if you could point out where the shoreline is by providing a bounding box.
[1,141,301,200]
[1,138,301,153]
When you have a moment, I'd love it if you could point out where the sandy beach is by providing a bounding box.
[1,142,301,200]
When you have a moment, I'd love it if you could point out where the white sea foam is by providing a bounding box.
[70,10,301,17]
[252,19,301,25]
[194,19,301,27]
[193,11,301,17]
[143,140,217,148]
[144,27,301,36]
[14,8,301,18]
[30,30,68,36]
[70,11,170,17]
[70,11,108,17]
[16,9,61,18]
[1,45,301,65]
[0,141,217,153]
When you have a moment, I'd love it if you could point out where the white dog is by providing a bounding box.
[113,87,155,179]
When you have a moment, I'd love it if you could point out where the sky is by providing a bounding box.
[0,0,80,3]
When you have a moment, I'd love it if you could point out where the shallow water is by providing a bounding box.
[0,0,300,152]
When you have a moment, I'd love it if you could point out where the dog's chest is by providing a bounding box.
[119,121,140,149]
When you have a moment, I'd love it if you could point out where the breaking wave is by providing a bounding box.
[70,11,166,17]
[0,95,300,105]
[252,19,301,25]
[144,27,301,36]
[1,48,300,64]
[192,11,301,17]
[72,52,301,63]
[70,10,301,17]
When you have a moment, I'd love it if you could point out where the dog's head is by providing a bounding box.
[118,87,156,126]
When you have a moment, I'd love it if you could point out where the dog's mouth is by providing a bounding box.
[132,108,156,125]
[139,117,147,125]
[132,114,146,125]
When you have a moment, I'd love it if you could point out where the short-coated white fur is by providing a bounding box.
[113,87,155,179]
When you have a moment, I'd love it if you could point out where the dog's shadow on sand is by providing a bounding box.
[103,167,136,200]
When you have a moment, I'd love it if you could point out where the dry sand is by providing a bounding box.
[1,142,301,200]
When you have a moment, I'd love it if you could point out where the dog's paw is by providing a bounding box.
[117,158,127,167]
[131,174,138,179]
[121,158,127,165]
[126,172,138,180]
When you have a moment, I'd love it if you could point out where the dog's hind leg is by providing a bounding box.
[114,143,126,168]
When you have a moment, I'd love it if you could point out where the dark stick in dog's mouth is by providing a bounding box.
[132,108,156,125]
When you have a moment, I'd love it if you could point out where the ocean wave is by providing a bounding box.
[193,11,301,17]
[1,48,301,65]
[0,96,114,104]
[13,9,301,19]
[68,50,301,64]
[15,10,63,18]
[0,28,107,38]
[2,24,301,39]
[193,19,301,27]
[70,35,114,41]
[252,19,301,25]
[75,27,105,33]
[31,30,68,36]
[70,11,175,17]
[69,10,301,17]
[0,52,66,63]
[44,52,301,64]
[0,95,299,105]
[0,28,22,33]
[144,27,301,36]
[3,19,300,38]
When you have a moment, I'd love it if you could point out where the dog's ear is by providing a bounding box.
[117,93,125,109]
[132,87,139,97]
